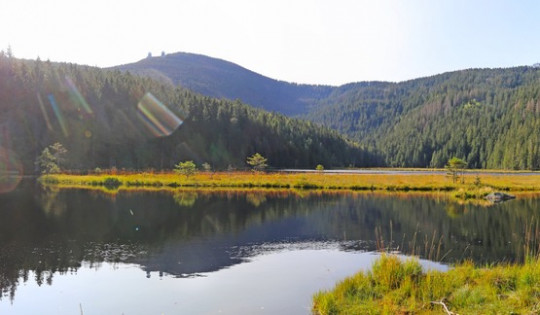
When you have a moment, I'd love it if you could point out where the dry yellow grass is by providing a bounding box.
[39,171,540,199]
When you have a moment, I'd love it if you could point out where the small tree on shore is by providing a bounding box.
[174,160,197,178]
[36,148,59,174]
[201,162,212,172]
[247,153,268,172]
[446,157,467,183]
[36,142,67,174]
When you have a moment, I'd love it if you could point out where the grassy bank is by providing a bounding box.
[313,254,540,314]
[39,171,540,199]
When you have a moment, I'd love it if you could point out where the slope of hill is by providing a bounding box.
[307,68,540,169]
[0,54,372,174]
[114,52,333,116]
[113,52,540,170]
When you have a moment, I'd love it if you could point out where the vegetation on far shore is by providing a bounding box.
[39,169,540,200]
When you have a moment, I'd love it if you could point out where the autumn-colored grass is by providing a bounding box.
[312,254,540,314]
[39,171,540,199]
[312,201,540,314]
[315,218,540,314]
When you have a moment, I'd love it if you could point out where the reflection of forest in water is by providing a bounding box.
[1,180,539,301]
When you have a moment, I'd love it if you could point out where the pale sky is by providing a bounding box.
[1,0,540,85]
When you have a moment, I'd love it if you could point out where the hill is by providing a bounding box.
[0,54,372,174]
[112,52,540,170]
[307,68,540,169]
[113,52,332,116]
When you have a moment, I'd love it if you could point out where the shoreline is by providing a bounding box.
[35,171,540,312]
[313,254,540,314]
[39,171,540,200]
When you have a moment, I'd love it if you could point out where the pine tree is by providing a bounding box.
[247,153,268,172]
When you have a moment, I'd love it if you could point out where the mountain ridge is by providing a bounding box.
[0,54,372,173]
[113,52,333,116]
[113,52,540,170]
[308,66,540,169]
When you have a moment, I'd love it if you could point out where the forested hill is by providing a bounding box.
[113,52,539,170]
[307,67,540,169]
[0,54,371,174]
[113,52,333,116]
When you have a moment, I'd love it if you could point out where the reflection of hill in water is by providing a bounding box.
[1,181,539,300]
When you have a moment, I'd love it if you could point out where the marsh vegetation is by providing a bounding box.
[40,170,540,201]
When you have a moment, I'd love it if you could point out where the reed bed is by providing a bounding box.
[39,171,540,199]
[313,217,540,314]
[312,254,540,314]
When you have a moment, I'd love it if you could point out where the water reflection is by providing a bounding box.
[173,191,198,207]
[0,181,539,302]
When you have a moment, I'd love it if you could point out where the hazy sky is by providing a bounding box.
[2,0,540,85]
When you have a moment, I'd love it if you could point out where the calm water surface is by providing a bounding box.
[0,180,538,314]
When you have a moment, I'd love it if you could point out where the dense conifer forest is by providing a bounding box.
[2,50,539,172]
[307,68,540,169]
[0,53,370,173]
[119,54,540,170]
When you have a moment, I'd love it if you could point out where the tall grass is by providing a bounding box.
[524,219,540,262]
[314,221,540,314]
[313,254,540,314]
[39,171,540,199]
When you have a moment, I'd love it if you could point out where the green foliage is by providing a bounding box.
[246,153,268,172]
[463,99,482,111]
[36,143,68,174]
[173,191,198,207]
[50,143,68,167]
[201,162,212,172]
[445,157,467,183]
[313,255,540,314]
[307,67,540,170]
[6,53,540,172]
[474,175,481,186]
[121,53,540,170]
[0,55,368,172]
[103,177,122,189]
[36,148,59,174]
[316,164,324,171]
[174,160,197,178]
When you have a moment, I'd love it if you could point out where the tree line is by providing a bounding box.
[0,53,373,174]
[307,68,540,169]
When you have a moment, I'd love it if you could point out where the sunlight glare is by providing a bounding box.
[37,93,53,131]
[65,76,93,114]
[48,94,68,137]
[136,93,183,137]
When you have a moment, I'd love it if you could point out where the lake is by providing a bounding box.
[0,180,538,314]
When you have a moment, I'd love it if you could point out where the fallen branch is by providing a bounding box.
[431,300,458,315]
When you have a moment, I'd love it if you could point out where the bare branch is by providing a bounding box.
[431,300,458,315]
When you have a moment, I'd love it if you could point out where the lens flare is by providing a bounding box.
[48,94,68,137]
[177,142,202,164]
[37,93,53,131]
[0,147,23,194]
[65,76,93,114]
[137,93,183,137]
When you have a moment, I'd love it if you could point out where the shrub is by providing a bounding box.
[174,161,197,178]
[246,153,268,172]
[103,177,122,189]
